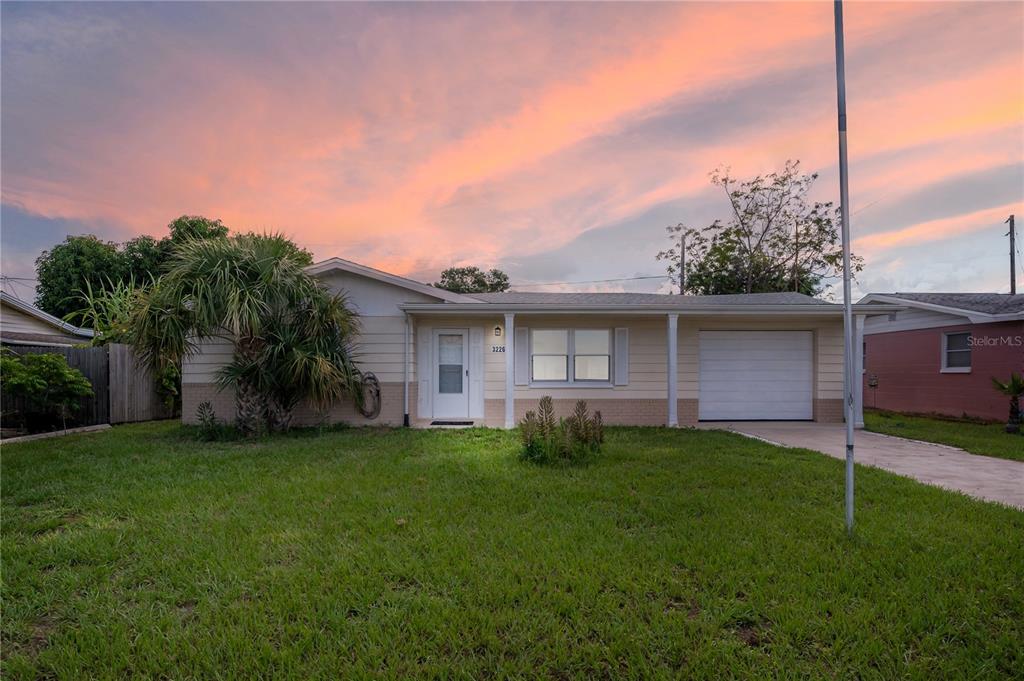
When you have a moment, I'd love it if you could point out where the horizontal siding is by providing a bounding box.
[498,316,667,400]
[182,315,411,384]
[1,304,78,340]
[183,310,846,404]
[182,337,233,383]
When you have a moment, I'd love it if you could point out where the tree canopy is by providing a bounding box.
[35,236,128,319]
[657,161,862,297]
[34,215,312,319]
[433,266,510,294]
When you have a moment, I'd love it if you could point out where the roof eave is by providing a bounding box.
[306,257,483,304]
[399,302,902,315]
[0,292,95,337]
[858,293,1021,322]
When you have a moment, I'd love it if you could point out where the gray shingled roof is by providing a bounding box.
[468,291,832,306]
[881,293,1024,315]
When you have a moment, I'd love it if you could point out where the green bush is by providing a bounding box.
[0,349,94,432]
[190,401,237,441]
[519,396,603,465]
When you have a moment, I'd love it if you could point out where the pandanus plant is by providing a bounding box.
[133,233,363,435]
[991,372,1024,434]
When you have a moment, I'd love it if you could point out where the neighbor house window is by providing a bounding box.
[942,331,971,372]
[530,329,611,383]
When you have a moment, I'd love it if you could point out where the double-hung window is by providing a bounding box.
[942,331,971,372]
[530,329,611,384]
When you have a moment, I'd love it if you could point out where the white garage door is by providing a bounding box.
[698,330,813,420]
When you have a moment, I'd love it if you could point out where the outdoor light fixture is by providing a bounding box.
[494,325,502,337]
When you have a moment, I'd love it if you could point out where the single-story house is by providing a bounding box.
[858,292,1024,422]
[0,291,94,347]
[182,258,898,428]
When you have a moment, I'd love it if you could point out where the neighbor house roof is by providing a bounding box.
[0,291,94,342]
[858,292,1024,322]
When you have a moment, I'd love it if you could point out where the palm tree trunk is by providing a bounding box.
[233,337,266,436]
[266,398,293,433]
[235,379,265,436]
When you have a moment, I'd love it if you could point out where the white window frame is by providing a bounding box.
[530,328,613,387]
[941,331,971,373]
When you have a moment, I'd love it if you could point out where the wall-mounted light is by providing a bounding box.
[494,325,502,337]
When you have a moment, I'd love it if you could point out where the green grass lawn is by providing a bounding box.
[864,409,1024,462]
[2,423,1022,679]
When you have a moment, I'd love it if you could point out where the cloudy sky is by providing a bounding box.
[2,1,1022,301]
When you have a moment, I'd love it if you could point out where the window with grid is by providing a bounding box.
[530,329,611,383]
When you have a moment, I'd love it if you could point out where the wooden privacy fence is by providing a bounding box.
[108,343,174,424]
[4,343,173,426]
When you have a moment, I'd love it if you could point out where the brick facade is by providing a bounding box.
[814,398,844,423]
[186,383,843,429]
[182,382,414,427]
[863,320,1023,422]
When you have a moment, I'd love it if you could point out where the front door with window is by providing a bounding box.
[433,329,469,418]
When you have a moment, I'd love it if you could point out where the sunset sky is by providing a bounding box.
[2,1,1022,300]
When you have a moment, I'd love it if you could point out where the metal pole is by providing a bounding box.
[403,312,411,427]
[680,229,687,295]
[1007,215,1016,295]
[834,0,856,534]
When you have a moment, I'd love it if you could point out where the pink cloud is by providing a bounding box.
[1,1,1021,293]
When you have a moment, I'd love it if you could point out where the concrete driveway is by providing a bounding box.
[700,422,1023,510]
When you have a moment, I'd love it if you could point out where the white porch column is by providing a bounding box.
[667,314,679,427]
[504,313,515,428]
[854,314,865,428]
[403,313,411,427]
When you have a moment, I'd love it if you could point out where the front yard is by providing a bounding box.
[864,409,1024,461]
[2,423,1022,679]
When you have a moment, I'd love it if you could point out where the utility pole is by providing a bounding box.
[1007,215,1016,295]
[833,0,856,535]
[679,229,686,295]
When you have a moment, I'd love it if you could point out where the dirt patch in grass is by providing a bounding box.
[663,597,701,620]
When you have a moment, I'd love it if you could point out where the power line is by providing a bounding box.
[512,274,671,288]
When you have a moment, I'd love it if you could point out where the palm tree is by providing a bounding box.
[133,233,362,434]
[991,373,1024,434]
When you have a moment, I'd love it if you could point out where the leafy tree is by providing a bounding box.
[433,266,510,293]
[0,349,94,431]
[34,215,236,319]
[122,235,166,283]
[35,236,127,318]
[657,161,862,296]
[992,373,1024,434]
[166,215,229,243]
[133,233,360,435]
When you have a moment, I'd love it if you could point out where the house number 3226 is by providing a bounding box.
[491,345,506,353]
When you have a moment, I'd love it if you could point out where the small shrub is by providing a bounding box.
[192,401,236,441]
[0,349,93,432]
[518,396,603,465]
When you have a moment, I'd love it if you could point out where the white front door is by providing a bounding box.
[433,329,470,418]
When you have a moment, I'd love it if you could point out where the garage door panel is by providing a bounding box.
[698,330,813,420]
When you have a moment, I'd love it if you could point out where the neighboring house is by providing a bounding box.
[858,293,1024,422]
[182,258,897,428]
[0,291,94,347]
